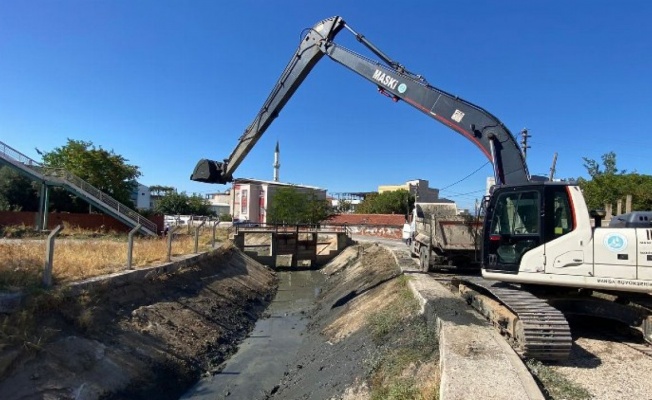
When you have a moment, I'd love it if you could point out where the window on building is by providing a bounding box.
[241,189,248,214]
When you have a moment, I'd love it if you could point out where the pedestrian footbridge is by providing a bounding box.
[0,140,157,236]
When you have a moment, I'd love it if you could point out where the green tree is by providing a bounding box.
[155,192,190,215]
[0,166,39,211]
[267,187,331,224]
[39,139,141,208]
[356,189,413,215]
[625,174,652,210]
[578,152,624,210]
[149,185,176,197]
[0,196,9,212]
[578,152,652,211]
[304,192,332,224]
[154,191,214,216]
[334,199,353,214]
[187,193,215,216]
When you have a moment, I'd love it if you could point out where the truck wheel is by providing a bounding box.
[419,246,430,272]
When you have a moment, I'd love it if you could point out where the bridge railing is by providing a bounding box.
[0,141,42,167]
[232,222,349,235]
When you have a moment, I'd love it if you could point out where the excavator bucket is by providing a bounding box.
[190,159,230,184]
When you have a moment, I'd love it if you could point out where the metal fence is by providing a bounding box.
[232,222,350,235]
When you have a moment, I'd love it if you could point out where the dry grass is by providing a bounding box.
[0,226,230,289]
[1,222,125,239]
[367,276,439,400]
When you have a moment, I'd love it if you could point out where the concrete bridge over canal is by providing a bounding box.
[231,225,352,268]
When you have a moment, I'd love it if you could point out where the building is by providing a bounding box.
[130,183,152,210]
[205,190,232,217]
[148,186,176,211]
[231,178,327,223]
[328,192,371,213]
[378,179,439,202]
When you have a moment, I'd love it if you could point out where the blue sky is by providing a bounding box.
[1,1,651,211]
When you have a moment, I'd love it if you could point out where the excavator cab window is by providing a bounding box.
[486,190,541,270]
[490,191,539,235]
[543,186,574,241]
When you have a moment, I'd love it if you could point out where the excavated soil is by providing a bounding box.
[0,240,439,400]
[0,245,277,400]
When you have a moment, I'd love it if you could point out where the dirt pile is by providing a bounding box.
[0,245,277,400]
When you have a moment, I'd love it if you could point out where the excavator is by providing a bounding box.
[191,16,652,360]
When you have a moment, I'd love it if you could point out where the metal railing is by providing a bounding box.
[232,222,349,235]
[0,140,157,235]
[0,141,42,167]
[41,168,157,234]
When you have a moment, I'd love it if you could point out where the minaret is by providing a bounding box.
[273,141,280,182]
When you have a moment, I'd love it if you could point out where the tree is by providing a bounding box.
[304,192,332,224]
[578,152,652,211]
[154,191,215,216]
[334,199,353,214]
[578,152,624,210]
[356,189,414,215]
[39,139,141,208]
[0,166,39,211]
[582,152,623,178]
[187,193,215,216]
[267,187,331,224]
[149,185,176,197]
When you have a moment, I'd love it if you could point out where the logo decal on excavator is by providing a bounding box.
[604,233,628,252]
[372,69,398,90]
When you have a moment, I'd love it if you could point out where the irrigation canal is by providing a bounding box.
[181,270,325,400]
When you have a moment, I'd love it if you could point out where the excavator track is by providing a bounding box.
[458,277,572,361]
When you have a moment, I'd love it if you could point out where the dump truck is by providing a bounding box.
[408,202,482,272]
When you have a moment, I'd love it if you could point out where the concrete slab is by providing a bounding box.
[390,248,544,400]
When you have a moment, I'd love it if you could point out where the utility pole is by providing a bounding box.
[549,152,558,181]
[520,128,531,160]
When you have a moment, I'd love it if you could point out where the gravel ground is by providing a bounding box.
[547,334,652,400]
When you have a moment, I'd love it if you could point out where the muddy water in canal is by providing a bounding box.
[181,270,325,400]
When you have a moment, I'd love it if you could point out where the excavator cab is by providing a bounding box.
[483,182,575,273]
[484,186,541,272]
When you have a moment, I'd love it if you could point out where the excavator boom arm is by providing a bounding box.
[191,16,529,185]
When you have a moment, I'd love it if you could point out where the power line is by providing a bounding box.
[440,189,485,197]
[438,161,490,191]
